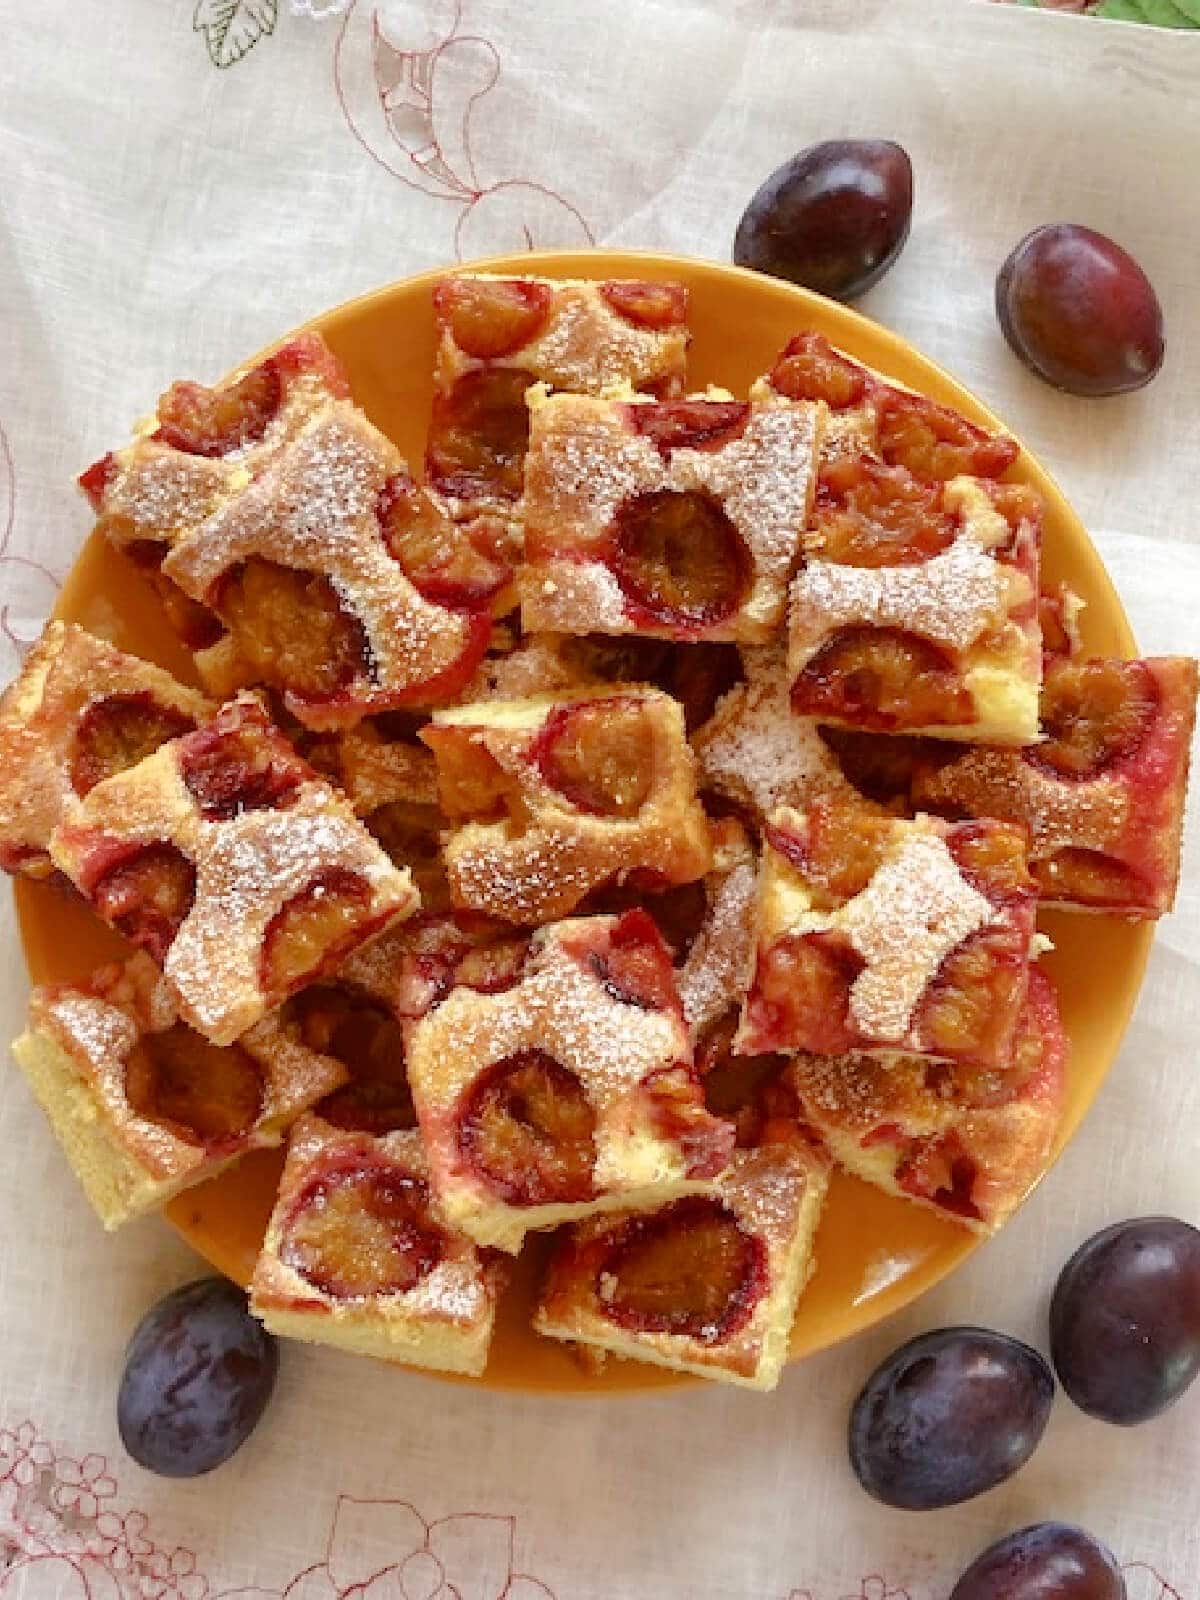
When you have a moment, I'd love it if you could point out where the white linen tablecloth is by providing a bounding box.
[0,3,1197,1595]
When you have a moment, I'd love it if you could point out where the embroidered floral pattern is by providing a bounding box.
[333,2,593,258]
[0,1417,1190,1600]
[48,1455,116,1522]
[0,1420,560,1600]
[0,1423,54,1489]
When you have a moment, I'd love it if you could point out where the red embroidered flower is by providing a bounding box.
[0,1421,54,1488]
[156,1547,208,1600]
[50,1453,117,1520]
[96,1508,155,1572]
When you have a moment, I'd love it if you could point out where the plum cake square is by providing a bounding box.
[787,469,1042,744]
[78,333,353,653]
[736,802,1038,1069]
[158,406,499,729]
[48,694,419,1045]
[790,970,1068,1234]
[914,655,1198,917]
[422,685,712,924]
[250,1116,500,1376]
[427,274,690,510]
[519,391,823,644]
[404,909,734,1253]
[533,1140,829,1391]
[11,952,345,1230]
[0,622,211,879]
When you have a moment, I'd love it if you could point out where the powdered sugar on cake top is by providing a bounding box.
[168,784,414,1039]
[790,536,1012,663]
[161,406,477,701]
[101,368,339,549]
[413,918,688,1113]
[502,283,684,393]
[695,668,859,820]
[523,393,822,637]
[672,404,820,591]
[840,831,995,1041]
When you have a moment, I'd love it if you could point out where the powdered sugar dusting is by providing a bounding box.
[448,824,632,925]
[523,394,820,637]
[106,450,233,547]
[516,281,687,392]
[413,919,687,1112]
[520,560,629,633]
[161,406,475,707]
[789,537,1011,663]
[721,1145,821,1244]
[401,1256,489,1322]
[101,369,337,548]
[695,669,858,820]
[38,992,139,1069]
[673,403,819,590]
[840,830,995,1040]
[168,782,414,1040]
[527,405,658,527]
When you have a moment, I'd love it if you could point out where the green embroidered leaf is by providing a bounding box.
[1096,0,1149,19]
[193,0,279,69]
[1136,0,1200,23]
[1170,0,1200,21]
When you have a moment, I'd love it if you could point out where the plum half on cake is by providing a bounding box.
[1,276,1193,1389]
[520,391,823,643]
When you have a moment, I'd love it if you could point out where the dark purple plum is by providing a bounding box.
[849,1326,1054,1510]
[996,224,1164,396]
[733,140,913,301]
[1050,1216,1200,1424]
[118,1277,279,1477]
[950,1522,1126,1600]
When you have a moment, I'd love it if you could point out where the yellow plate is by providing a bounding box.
[15,250,1151,1393]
